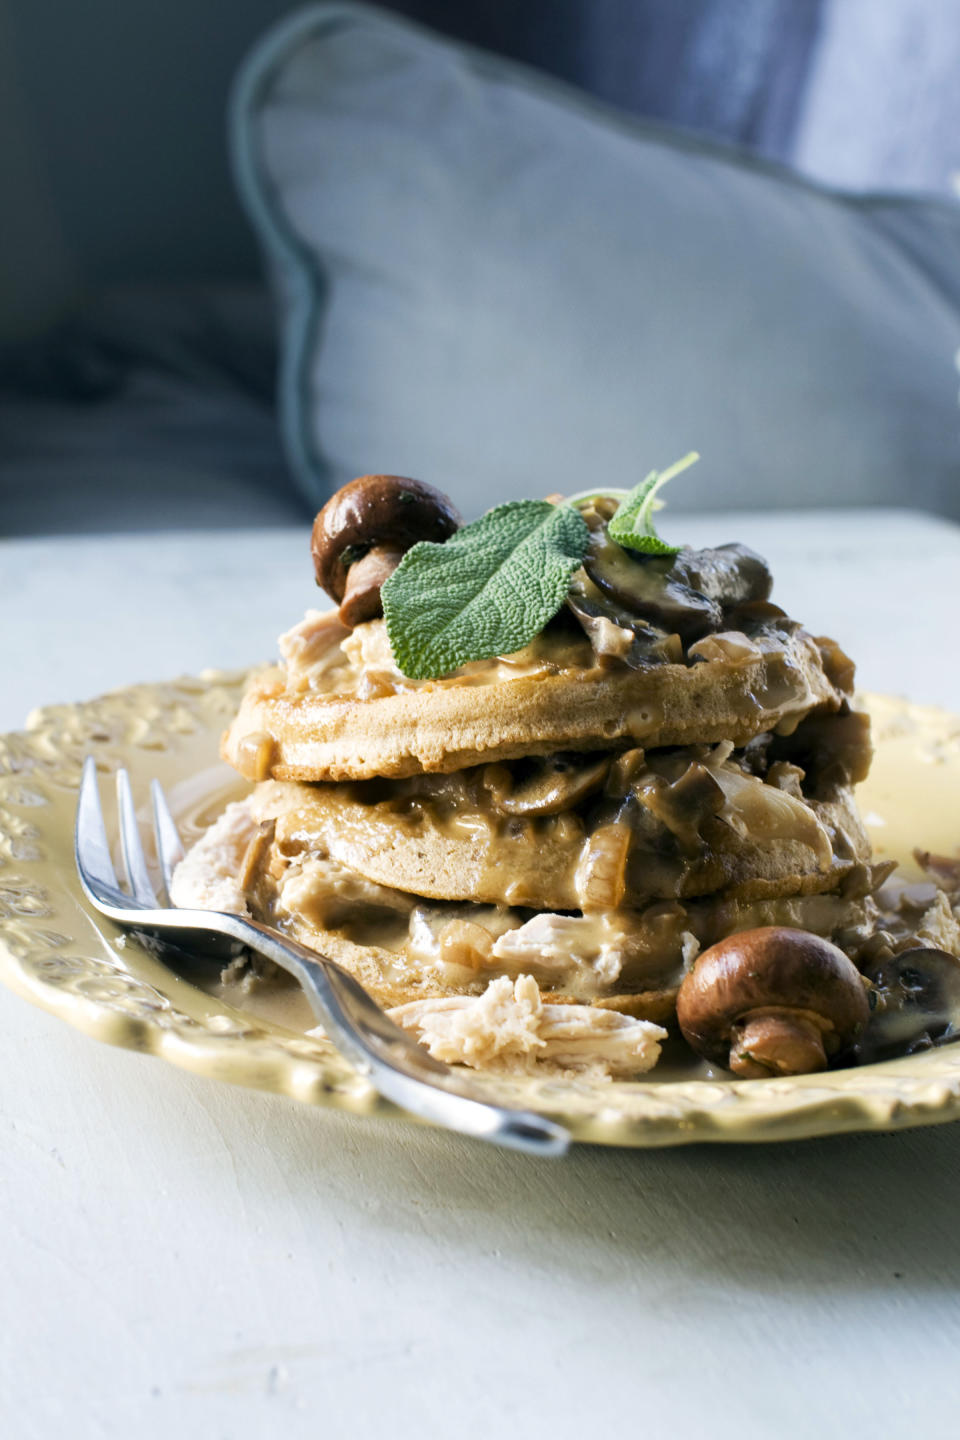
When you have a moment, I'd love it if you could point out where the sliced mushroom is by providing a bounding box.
[860,947,960,1060]
[238,819,276,894]
[311,474,461,626]
[583,531,722,643]
[605,748,648,798]
[815,634,857,695]
[723,599,794,637]
[673,544,772,609]
[634,762,727,857]
[582,524,774,643]
[481,754,610,817]
[770,707,873,797]
[676,926,870,1077]
[565,581,679,668]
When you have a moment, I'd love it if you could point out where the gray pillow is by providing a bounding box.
[230,1,960,519]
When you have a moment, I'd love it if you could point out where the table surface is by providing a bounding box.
[2,507,960,1440]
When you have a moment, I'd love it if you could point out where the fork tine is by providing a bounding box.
[116,769,158,907]
[151,779,185,902]
[76,757,124,899]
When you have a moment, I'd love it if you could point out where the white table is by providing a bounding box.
[2,508,960,1440]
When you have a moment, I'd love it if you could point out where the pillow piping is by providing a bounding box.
[228,0,960,510]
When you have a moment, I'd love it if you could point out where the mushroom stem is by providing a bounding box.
[730,1012,827,1078]
[311,475,461,619]
[339,544,406,627]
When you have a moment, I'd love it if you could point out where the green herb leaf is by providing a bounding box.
[607,452,699,556]
[381,500,589,680]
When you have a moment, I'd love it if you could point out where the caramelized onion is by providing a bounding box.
[574,821,632,911]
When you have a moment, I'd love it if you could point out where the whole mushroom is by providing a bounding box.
[311,474,461,627]
[676,926,870,1077]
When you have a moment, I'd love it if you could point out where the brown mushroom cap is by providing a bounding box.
[311,475,461,601]
[677,926,869,1077]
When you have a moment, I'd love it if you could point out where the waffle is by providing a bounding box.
[222,615,848,783]
[247,761,871,911]
[172,796,879,1026]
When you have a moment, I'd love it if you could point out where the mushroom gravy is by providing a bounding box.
[258,739,867,914]
[273,603,817,705]
[173,693,960,1074]
[172,794,878,1006]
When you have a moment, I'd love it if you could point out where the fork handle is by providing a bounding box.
[223,916,570,1156]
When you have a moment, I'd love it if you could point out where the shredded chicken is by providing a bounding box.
[388,975,667,1079]
[340,619,399,675]
[278,856,415,931]
[278,609,351,690]
[491,912,636,987]
[907,890,960,956]
[169,801,258,914]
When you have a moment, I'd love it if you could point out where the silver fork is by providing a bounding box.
[75,758,570,1156]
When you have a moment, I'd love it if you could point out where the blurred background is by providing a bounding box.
[2,0,959,534]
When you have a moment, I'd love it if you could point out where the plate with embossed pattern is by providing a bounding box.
[1,673,960,1147]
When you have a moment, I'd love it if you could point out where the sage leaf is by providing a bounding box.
[381,500,589,680]
[608,452,699,556]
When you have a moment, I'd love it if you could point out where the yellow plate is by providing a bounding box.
[1,674,959,1147]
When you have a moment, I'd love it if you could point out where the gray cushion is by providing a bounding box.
[230,1,960,519]
[0,286,309,535]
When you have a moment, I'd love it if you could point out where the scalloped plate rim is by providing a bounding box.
[2,670,960,1148]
